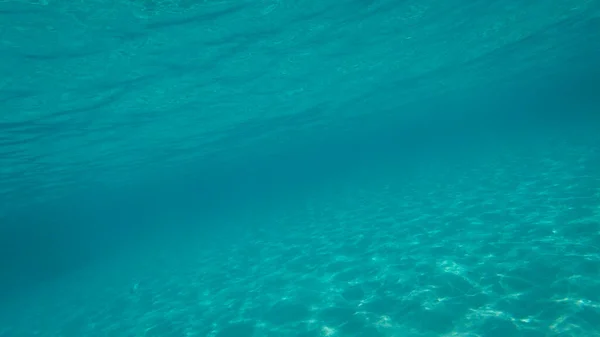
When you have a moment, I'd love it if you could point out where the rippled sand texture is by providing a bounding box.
[1,132,599,337]
[1,0,600,214]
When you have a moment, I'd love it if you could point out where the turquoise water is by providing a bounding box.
[1,0,600,336]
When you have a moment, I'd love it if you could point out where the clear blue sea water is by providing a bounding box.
[1,0,600,336]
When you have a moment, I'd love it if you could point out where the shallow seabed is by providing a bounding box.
[2,129,599,337]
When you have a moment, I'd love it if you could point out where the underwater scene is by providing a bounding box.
[1,0,600,336]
